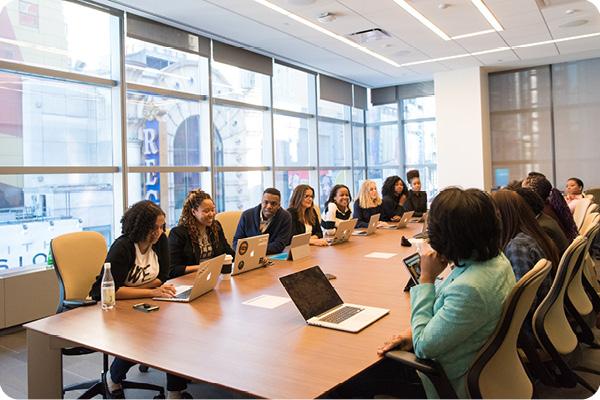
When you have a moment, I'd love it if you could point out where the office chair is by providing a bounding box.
[573,198,592,232]
[51,231,165,398]
[215,210,242,246]
[531,236,600,394]
[565,216,600,346]
[386,259,552,399]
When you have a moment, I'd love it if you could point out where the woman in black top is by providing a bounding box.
[89,201,190,399]
[353,179,383,228]
[404,170,428,218]
[381,175,408,222]
[169,189,234,278]
[288,184,327,246]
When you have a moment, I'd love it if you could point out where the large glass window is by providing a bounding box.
[0,0,120,272]
[366,104,401,181]
[489,67,553,187]
[402,96,437,198]
[212,62,270,106]
[0,0,118,79]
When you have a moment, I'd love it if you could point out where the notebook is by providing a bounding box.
[352,213,380,236]
[325,218,357,245]
[153,254,225,303]
[279,266,389,333]
[231,233,269,276]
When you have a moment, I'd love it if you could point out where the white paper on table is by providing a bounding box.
[243,294,291,309]
[364,252,397,259]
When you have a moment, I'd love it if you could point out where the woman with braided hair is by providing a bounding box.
[169,189,234,278]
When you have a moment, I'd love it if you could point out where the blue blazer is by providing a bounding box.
[410,253,515,398]
[233,204,292,255]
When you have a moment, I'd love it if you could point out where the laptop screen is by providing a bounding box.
[279,266,343,320]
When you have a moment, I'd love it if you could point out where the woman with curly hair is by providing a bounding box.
[380,175,408,222]
[169,189,234,278]
[288,184,327,246]
[89,200,191,398]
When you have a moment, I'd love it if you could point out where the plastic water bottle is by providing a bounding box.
[101,262,115,310]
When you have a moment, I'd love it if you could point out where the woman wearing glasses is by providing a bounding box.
[288,184,328,246]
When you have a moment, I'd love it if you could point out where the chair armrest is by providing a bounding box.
[385,350,458,399]
[63,299,97,309]
[385,350,440,375]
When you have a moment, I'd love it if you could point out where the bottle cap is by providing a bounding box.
[104,262,111,269]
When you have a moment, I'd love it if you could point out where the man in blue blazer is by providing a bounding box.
[233,188,292,254]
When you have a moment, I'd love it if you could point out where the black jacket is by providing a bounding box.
[381,194,405,221]
[233,204,292,254]
[353,201,382,228]
[404,190,428,217]
[288,207,323,239]
[89,233,170,300]
[168,221,235,278]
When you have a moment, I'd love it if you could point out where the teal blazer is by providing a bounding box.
[410,253,515,398]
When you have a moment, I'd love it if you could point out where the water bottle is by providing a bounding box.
[101,262,115,310]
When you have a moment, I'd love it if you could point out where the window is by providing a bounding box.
[489,67,553,187]
[402,96,437,198]
[0,0,120,272]
[366,104,401,181]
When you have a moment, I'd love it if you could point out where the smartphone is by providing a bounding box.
[133,303,159,313]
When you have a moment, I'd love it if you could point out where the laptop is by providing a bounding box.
[268,232,311,261]
[153,254,225,303]
[325,218,357,245]
[413,212,429,239]
[380,211,414,229]
[280,266,389,333]
[352,213,380,236]
[231,233,269,276]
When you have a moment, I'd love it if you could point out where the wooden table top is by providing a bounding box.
[26,224,425,399]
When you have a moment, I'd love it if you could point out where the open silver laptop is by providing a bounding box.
[380,211,414,229]
[325,218,357,245]
[280,266,389,333]
[231,233,269,276]
[153,254,225,303]
[413,212,429,239]
[352,213,380,236]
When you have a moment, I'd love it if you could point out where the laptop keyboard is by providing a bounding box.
[320,306,363,324]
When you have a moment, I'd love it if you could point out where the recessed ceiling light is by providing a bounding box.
[391,0,451,40]
[252,0,400,67]
[470,0,504,31]
[513,31,600,47]
[559,19,589,28]
[565,9,578,15]
[317,12,336,23]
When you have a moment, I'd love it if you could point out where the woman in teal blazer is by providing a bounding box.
[379,188,515,398]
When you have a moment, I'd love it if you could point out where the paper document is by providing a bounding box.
[364,252,397,259]
[243,294,291,309]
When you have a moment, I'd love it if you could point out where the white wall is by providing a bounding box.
[434,67,492,191]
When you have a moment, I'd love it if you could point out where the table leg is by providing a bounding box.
[27,329,63,399]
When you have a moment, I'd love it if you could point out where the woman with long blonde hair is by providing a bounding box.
[169,189,234,278]
[353,180,382,228]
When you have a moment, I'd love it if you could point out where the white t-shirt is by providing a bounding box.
[304,223,312,235]
[125,244,160,286]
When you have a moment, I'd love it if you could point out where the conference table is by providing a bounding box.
[26,223,426,399]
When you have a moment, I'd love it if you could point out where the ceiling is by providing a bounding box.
[105,0,600,87]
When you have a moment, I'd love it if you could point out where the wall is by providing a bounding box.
[434,67,492,191]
